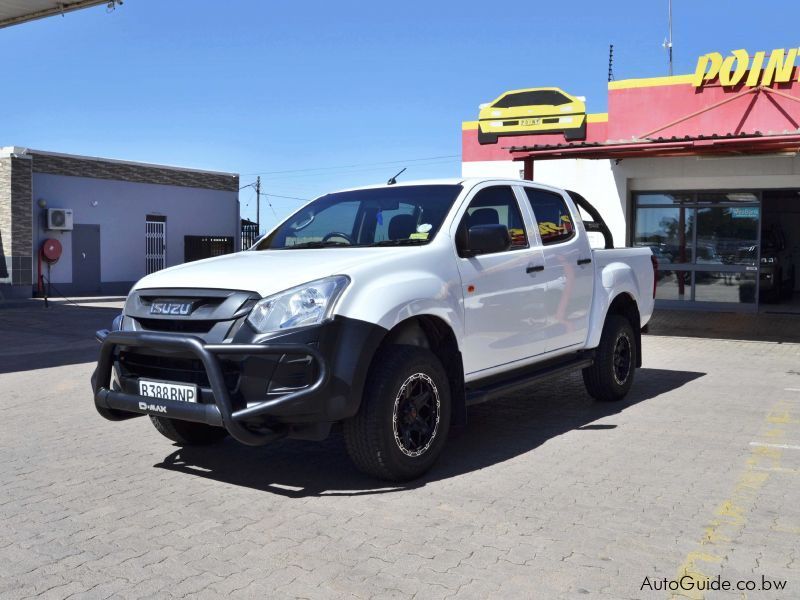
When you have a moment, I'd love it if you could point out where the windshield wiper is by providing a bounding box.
[279,241,351,249]
[368,238,428,247]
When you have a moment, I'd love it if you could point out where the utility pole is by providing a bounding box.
[255,176,261,235]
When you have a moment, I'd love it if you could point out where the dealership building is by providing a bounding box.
[0,147,240,298]
[463,48,800,313]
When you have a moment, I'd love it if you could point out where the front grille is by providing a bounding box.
[137,295,226,311]
[119,351,240,390]
[125,289,260,339]
[137,318,217,334]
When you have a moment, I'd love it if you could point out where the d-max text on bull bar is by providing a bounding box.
[92,178,656,481]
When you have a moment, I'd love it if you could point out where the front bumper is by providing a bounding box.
[93,330,330,445]
[92,316,387,445]
[478,114,586,137]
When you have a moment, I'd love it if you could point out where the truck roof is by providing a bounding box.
[333,177,530,194]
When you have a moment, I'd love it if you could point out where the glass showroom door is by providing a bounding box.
[633,191,761,311]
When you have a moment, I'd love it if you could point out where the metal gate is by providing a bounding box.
[241,219,259,249]
[145,218,166,274]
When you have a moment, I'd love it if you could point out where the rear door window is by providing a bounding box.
[524,188,576,245]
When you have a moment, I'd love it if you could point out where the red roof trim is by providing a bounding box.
[508,132,800,161]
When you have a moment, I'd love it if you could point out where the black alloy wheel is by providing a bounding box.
[612,331,632,385]
[392,373,441,458]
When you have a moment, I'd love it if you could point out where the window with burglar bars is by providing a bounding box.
[145,216,166,274]
[184,236,234,263]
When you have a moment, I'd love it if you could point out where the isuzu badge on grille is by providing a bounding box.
[150,301,193,315]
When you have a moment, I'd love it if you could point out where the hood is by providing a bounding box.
[133,248,408,297]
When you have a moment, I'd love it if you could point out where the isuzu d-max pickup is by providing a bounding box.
[92,178,656,481]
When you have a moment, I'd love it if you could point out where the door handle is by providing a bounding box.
[577,258,592,265]
[526,265,544,273]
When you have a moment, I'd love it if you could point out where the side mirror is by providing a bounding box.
[459,224,511,256]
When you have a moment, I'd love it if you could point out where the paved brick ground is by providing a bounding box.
[1,303,799,599]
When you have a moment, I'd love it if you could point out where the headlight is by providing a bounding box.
[111,313,124,331]
[761,256,776,264]
[247,276,349,334]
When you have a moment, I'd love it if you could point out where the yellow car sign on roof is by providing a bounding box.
[477,87,587,145]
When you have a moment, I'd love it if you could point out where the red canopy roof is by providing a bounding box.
[507,131,800,161]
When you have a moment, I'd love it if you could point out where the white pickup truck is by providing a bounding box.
[93,178,656,480]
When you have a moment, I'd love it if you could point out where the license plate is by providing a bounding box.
[520,118,541,126]
[138,379,198,403]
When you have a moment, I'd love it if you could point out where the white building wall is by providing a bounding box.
[461,160,523,180]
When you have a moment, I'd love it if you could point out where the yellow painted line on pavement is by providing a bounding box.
[669,398,795,600]
[752,465,800,474]
[765,406,800,424]
[772,525,800,534]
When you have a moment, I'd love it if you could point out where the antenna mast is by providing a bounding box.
[608,44,614,82]
[663,0,673,75]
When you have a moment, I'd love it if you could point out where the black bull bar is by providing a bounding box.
[93,330,329,446]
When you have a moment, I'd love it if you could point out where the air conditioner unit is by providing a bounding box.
[47,208,73,231]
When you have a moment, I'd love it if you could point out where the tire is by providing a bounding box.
[149,416,228,446]
[477,129,498,145]
[774,270,783,303]
[582,314,637,402]
[783,267,795,301]
[564,121,587,141]
[344,345,451,481]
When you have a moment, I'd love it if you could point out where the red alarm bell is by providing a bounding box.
[42,238,62,263]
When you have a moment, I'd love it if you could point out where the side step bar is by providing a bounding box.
[465,352,594,406]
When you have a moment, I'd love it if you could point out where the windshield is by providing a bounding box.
[254,185,463,250]
[493,90,572,108]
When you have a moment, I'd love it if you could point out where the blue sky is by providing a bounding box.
[0,0,797,231]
